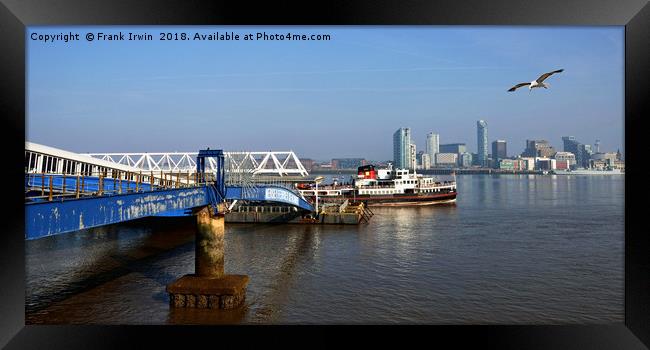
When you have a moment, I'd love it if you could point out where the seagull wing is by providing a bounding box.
[508,82,531,92]
[536,69,564,83]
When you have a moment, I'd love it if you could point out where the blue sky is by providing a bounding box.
[27,26,624,161]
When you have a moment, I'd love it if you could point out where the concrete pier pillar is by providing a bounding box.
[167,205,248,311]
[195,207,225,278]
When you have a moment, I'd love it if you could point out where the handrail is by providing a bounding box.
[25,172,209,202]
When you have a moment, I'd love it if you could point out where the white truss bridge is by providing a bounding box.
[26,142,309,179]
[85,151,309,177]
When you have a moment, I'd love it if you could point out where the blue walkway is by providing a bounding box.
[25,175,313,240]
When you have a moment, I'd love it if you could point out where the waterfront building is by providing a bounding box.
[613,160,625,170]
[435,153,458,167]
[590,159,609,170]
[502,158,530,171]
[460,152,472,168]
[499,159,515,170]
[562,136,592,169]
[491,140,507,166]
[470,152,479,166]
[591,152,617,163]
[426,132,439,165]
[536,158,556,170]
[553,152,576,167]
[409,143,417,170]
[555,160,570,170]
[299,158,314,172]
[562,136,579,154]
[331,158,367,170]
[579,144,594,168]
[421,153,431,170]
[416,151,425,163]
[519,157,536,171]
[477,120,488,167]
[512,159,527,171]
[315,163,332,169]
[523,140,556,158]
[393,128,411,169]
[440,143,467,154]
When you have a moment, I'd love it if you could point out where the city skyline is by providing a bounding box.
[27,26,624,160]
[303,129,620,164]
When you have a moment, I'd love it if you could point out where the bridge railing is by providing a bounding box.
[25,170,212,203]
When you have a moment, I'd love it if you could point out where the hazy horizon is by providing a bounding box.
[27,26,624,160]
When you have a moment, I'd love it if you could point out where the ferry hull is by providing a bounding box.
[303,192,457,207]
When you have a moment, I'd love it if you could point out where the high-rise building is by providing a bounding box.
[421,153,431,169]
[523,140,555,158]
[460,152,472,168]
[563,136,581,167]
[409,143,417,170]
[440,143,467,154]
[426,132,439,165]
[477,120,488,167]
[579,144,594,168]
[562,136,577,150]
[491,140,507,164]
[416,150,425,163]
[562,136,592,168]
[393,128,411,169]
[416,150,425,169]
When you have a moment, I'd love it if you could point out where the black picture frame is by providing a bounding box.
[1,0,648,348]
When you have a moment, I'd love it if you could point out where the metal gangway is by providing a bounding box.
[25,142,314,240]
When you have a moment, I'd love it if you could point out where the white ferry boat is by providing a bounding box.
[298,165,457,207]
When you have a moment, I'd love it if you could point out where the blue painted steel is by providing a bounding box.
[25,170,313,239]
[196,149,226,207]
[25,186,211,240]
[153,186,313,217]
[225,185,314,211]
[154,209,193,217]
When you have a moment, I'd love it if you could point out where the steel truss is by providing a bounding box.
[86,151,309,177]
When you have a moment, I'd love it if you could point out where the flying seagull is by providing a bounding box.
[508,69,564,92]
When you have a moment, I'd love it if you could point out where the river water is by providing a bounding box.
[25,174,624,324]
